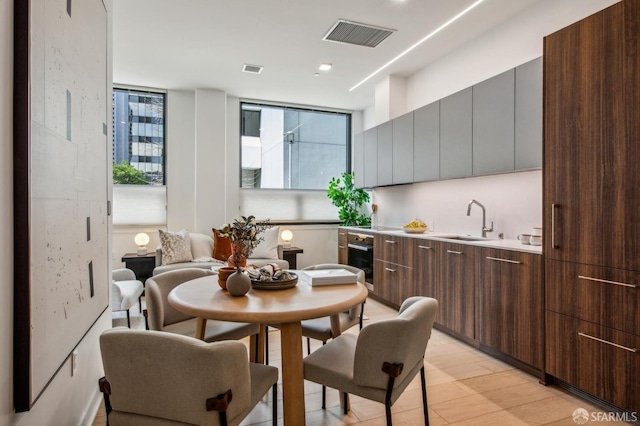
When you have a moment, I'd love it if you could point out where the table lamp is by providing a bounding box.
[134,232,150,255]
[281,229,293,248]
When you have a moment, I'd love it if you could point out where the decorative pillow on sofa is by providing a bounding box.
[190,232,216,262]
[159,229,193,265]
[251,226,280,259]
[212,228,233,261]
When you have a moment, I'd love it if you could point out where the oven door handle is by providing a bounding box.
[348,243,373,252]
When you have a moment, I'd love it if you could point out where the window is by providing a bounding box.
[112,88,166,225]
[240,102,351,190]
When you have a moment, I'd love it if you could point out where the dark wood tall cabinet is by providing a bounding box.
[543,0,640,413]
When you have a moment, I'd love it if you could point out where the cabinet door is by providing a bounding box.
[413,239,438,299]
[477,248,543,369]
[363,127,378,188]
[377,121,393,186]
[375,234,411,265]
[436,242,476,339]
[544,2,640,271]
[546,311,639,413]
[353,132,364,188]
[546,259,640,336]
[374,259,405,307]
[392,112,414,184]
[440,88,472,179]
[414,101,440,182]
[472,69,515,175]
[337,229,348,265]
[515,57,542,170]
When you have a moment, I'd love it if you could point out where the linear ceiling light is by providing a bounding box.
[349,0,485,92]
[319,63,333,71]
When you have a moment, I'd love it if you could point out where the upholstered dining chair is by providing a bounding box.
[111,268,144,328]
[303,296,438,426]
[99,328,278,426]
[265,264,365,357]
[145,268,260,344]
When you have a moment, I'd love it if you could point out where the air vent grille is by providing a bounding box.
[242,64,264,74]
[323,19,396,48]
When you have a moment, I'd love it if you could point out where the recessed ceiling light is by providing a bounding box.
[314,73,320,77]
[242,64,264,74]
[349,0,485,91]
[319,63,333,71]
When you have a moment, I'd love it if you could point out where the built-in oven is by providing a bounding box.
[347,231,374,291]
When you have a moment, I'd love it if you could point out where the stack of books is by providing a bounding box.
[300,269,358,286]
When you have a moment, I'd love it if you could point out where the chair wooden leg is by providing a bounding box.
[421,366,429,426]
[272,383,277,425]
[126,310,131,328]
[382,362,403,426]
[265,326,269,365]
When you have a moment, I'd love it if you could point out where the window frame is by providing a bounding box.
[239,100,352,191]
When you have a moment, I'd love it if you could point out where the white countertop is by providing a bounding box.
[341,226,542,255]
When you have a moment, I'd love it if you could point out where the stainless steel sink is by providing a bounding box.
[439,235,496,242]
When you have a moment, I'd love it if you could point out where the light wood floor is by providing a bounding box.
[96,298,633,425]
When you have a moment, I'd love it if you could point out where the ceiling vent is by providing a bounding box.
[242,64,264,74]
[323,19,396,48]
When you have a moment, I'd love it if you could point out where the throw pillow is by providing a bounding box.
[212,228,233,261]
[159,229,193,265]
[190,232,214,260]
[251,226,280,259]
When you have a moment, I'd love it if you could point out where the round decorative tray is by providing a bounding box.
[403,227,427,234]
[250,273,298,290]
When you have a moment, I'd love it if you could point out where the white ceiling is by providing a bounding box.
[113,0,541,111]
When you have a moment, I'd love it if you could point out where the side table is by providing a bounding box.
[121,252,156,282]
[282,246,303,269]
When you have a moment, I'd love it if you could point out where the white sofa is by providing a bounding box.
[153,231,289,275]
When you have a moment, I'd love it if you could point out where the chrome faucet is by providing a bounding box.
[466,199,494,238]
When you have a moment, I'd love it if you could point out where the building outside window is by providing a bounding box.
[112,88,166,225]
[240,102,351,190]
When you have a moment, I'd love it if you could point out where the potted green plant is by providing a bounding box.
[326,172,371,226]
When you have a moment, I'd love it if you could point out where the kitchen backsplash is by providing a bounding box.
[372,170,542,240]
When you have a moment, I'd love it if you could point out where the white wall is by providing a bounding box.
[1,1,113,425]
[404,0,620,113]
[374,170,542,239]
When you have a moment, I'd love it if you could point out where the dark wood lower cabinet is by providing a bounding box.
[374,259,412,307]
[337,230,348,265]
[436,243,476,340]
[546,311,639,413]
[477,249,544,371]
[413,239,438,298]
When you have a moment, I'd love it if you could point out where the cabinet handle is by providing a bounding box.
[338,245,346,249]
[385,240,397,244]
[578,275,638,289]
[551,203,559,249]
[339,232,346,236]
[447,250,463,255]
[418,245,432,250]
[486,256,521,264]
[578,332,637,353]
[385,267,397,273]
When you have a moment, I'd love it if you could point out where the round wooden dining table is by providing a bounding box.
[168,274,369,425]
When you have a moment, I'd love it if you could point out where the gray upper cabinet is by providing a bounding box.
[363,127,378,188]
[392,112,414,184]
[353,132,364,188]
[515,57,542,169]
[377,121,393,186]
[440,88,472,180]
[473,69,515,175]
[414,101,440,182]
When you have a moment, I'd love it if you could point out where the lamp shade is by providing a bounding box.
[281,229,293,247]
[134,232,150,255]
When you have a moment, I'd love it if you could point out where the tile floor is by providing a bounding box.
[96,298,634,425]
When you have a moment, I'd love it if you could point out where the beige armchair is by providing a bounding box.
[303,296,438,426]
[145,268,260,345]
[99,328,278,425]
